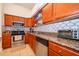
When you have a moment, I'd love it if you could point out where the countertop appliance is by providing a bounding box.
[36,37,48,56]
[58,29,79,40]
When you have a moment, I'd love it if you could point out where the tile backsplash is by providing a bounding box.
[34,19,79,32]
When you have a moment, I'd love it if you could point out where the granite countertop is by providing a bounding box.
[29,32,79,51]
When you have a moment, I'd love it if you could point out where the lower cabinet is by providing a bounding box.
[48,49,60,56]
[25,33,36,53]
[25,33,30,44]
[25,33,79,56]
[48,41,79,56]
[2,32,11,49]
[29,33,36,53]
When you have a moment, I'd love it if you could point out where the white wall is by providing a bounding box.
[0,3,3,52]
[31,3,46,17]
[3,3,32,18]
[0,3,3,37]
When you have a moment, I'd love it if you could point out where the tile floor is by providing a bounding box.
[0,44,35,56]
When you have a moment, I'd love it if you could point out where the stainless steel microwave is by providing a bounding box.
[58,29,79,40]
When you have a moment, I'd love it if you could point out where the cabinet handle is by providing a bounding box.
[59,50,62,53]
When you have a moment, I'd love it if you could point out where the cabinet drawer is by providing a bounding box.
[49,41,79,56]
[48,49,60,56]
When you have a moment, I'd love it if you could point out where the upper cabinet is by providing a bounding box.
[25,17,36,27]
[13,16,25,26]
[5,14,13,26]
[19,17,25,22]
[42,3,79,24]
[42,4,53,24]
[13,16,19,22]
[53,3,79,19]
[13,16,25,22]
[4,14,27,26]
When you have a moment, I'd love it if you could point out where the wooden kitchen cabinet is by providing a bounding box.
[13,16,19,22]
[5,14,29,26]
[42,3,79,24]
[48,41,79,56]
[48,49,60,56]
[13,16,26,26]
[26,33,36,53]
[19,17,25,22]
[25,18,31,27]
[42,4,54,24]
[32,34,36,53]
[53,3,79,20]
[2,32,11,49]
[29,33,36,53]
[5,14,13,26]
[25,33,30,44]
[13,16,25,22]
[25,17,36,27]
[19,17,25,26]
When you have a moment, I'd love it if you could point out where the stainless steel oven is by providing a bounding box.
[58,29,79,40]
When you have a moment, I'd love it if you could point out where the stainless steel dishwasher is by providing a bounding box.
[36,37,48,56]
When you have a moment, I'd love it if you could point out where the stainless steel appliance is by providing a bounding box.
[11,31,25,35]
[58,29,79,40]
[36,37,48,56]
[11,21,25,43]
[12,21,24,26]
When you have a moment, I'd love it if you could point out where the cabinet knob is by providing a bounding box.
[59,50,62,53]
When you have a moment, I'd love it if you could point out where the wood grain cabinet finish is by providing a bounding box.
[49,41,79,56]
[29,33,36,53]
[42,4,54,24]
[24,18,29,27]
[2,32,11,49]
[53,3,79,19]
[48,49,60,56]
[24,33,30,44]
[25,33,36,53]
[13,16,19,22]
[31,34,36,53]
[5,14,13,26]
[25,17,36,27]
[42,3,79,24]
[4,14,36,27]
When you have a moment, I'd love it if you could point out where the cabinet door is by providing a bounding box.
[25,33,31,44]
[28,33,36,53]
[31,35,36,53]
[25,18,31,27]
[48,49,60,56]
[5,14,13,26]
[19,17,25,22]
[42,4,53,24]
[2,33,11,49]
[24,34,26,44]
[13,16,19,22]
[25,18,36,27]
[53,3,79,19]
[49,41,79,56]
[27,18,32,27]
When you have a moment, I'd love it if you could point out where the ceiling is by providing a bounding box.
[14,3,36,9]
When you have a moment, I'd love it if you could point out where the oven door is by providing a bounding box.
[58,30,73,39]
